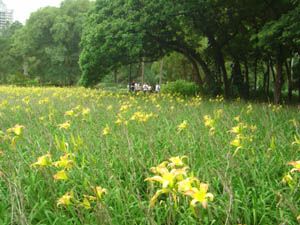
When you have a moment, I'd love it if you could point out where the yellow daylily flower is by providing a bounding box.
[57,191,73,207]
[150,161,169,175]
[169,156,187,168]
[203,115,215,129]
[149,188,169,207]
[184,183,214,208]
[282,173,293,185]
[64,110,74,117]
[58,121,71,130]
[246,104,253,114]
[81,197,91,209]
[102,125,110,136]
[178,177,199,193]
[177,120,188,132]
[7,124,25,136]
[80,195,96,209]
[94,186,107,200]
[52,153,74,170]
[53,170,68,180]
[288,160,300,173]
[82,108,90,116]
[31,153,52,167]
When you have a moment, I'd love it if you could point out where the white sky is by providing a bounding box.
[3,0,63,24]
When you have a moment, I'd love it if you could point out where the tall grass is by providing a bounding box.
[0,86,299,225]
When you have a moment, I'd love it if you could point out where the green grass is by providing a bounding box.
[0,86,299,225]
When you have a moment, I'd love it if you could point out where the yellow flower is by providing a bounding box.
[57,191,73,207]
[146,156,213,208]
[145,173,175,189]
[81,197,91,209]
[31,153,52,167]
[80,195,96,209]
[169,156,187,168]
[120,104,130,112]
[115,118,123,125]
[230,136,242,148]
[7,124,25,136]
[214,109,223,118]
[82,108,90,116]
[53,170,68,180]
[102,125,110,136]
[130,111,153,123]
[177,120,188,132]
[184,183,214,208]
[22,96,30,105]
[94,186,107,200]
[282,173,293,185]
[149,161,169,175]
[58,121,71,130]
[203,115,214,128]
[149,189,170,207]
[177,177,199,193]
[145,166,188,189]
[52,153,74,170]
[288,160,300,173]
[64,110,74,117]
[234,116,240,122]
[246,104,253,114]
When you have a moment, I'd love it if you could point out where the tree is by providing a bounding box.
[0,21,23,82]
[12,0,92,85]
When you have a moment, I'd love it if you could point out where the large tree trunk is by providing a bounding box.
[263,61,269,94]
[190,58,203,86]
[129,64,132,84]
[244,60,250,99]
[141,59,145,84]
[285,60,292,101]
[190,52,214,87]
[159,59,163,85]
[270,59,276,82]
[231,59,243,97]
[215,49,230,97]
[254,58,258,92]
[274,52,284,104]
[114,69,118,83]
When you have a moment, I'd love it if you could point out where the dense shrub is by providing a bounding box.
[161,80,200,96]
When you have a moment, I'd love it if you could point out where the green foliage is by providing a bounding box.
[9,0,93,85]
[0,22,23,82]
[161,80,200,96]
[0,86,299,224]
[4,73,40,86]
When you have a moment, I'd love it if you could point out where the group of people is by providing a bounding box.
[128,82,161,93]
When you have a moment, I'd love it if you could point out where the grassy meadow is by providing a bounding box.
[0,86,299,225]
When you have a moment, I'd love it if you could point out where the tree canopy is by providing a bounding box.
[0,0,299,103]
[79,0,300,103]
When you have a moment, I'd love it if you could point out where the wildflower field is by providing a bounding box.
[0,86,299,225]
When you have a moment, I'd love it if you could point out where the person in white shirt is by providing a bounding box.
[155,84,161,92]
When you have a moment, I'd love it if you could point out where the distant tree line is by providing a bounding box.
[0,0,92,86]
[0,0,299,103]
[79,0,300,103]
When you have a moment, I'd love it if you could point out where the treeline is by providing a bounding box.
[0,0,92,86]
[0,0,300,103]
[79,0,300,103]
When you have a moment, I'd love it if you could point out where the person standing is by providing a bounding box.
[155,84,161,92]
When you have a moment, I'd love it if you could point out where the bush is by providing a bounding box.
[161,80,200,96]
[4,73,40,86]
